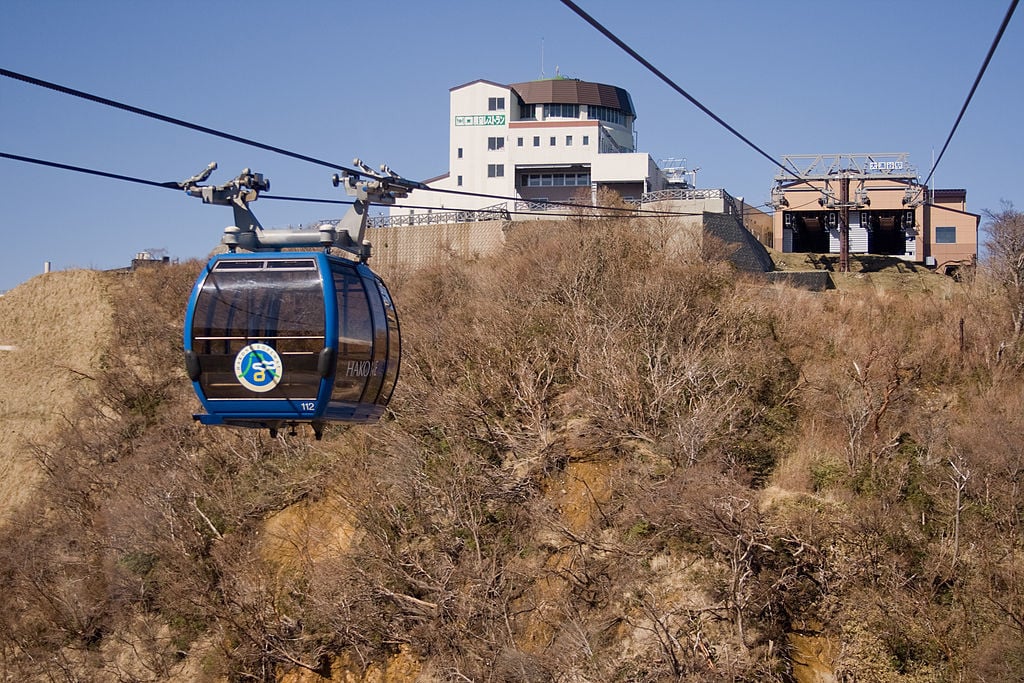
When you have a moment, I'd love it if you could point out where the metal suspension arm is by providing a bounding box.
[329,159,426,260]
[180,161,422,260]
[179,163,270,247]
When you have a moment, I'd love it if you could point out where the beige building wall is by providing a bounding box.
[925,201,979,270]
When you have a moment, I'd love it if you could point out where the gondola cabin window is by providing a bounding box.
[331,266,373,402]
[191,259,326,400]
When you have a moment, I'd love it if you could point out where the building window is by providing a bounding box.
[517,137,524,147]
[457,175,463,186]
[935,226,957,244]
[533,136,540,147]
[520,103,536,120]
[543,103,579,118]
[457,147,463,159]
[566,135,573,146]
[549,136,556,146]
[587,105,625,126]
[487,136,505,151]
[582,135,589,145]
[487,164,504,178]
[522,172,591,187]
[488,97,505,111]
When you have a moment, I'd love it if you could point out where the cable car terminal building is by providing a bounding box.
[394,77,666,216]
[769,154,979,273]
[378,77,766,270]
[373,80,975,275]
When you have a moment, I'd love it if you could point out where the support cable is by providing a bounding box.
[922,0,1018,189]
[0,151,180,190]
[0,67,364,176]
[2,67,710,218]
[0,151,693,221]
[557,0,798,181]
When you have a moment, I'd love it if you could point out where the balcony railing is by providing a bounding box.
[642,188,725,202]
[368,188,739,229]
[368,203,510,229]
[641,188,742,216]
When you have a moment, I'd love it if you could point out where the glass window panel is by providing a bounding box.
[192,260,325,400]
[332,267,373,402]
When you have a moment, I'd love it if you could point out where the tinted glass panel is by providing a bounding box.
[379,278,401,404]
[192,261,325,400]
[331,266,373,403]
[935,226,956,244]
[360,275,389,404]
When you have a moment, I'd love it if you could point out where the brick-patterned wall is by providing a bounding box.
[366,220,510,272]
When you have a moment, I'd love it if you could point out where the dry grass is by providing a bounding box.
[0,269,113,524]
[769,248,961,296]
[0,229,1021,682]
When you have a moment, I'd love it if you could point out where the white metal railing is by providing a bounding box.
[368,203,510,229]
[367,188,739,229]
[514,198,597,214]
[642,188,725,203]
[642,188,742,216]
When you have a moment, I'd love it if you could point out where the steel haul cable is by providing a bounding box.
[0,151,707,221]
[0,68,706,218]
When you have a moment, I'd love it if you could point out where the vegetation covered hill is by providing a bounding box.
[0,269,113,524]
[1,211,1022,682]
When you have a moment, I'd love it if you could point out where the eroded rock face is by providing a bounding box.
[789,619,837,683]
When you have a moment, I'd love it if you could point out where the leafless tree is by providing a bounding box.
[983,202,1024,338]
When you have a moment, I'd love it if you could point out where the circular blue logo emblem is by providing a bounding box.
[234,343,283,392]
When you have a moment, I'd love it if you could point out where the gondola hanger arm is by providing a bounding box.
[331,159,425,258]
[181,161,420,262]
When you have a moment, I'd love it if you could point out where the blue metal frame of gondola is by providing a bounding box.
[178,161,420,438]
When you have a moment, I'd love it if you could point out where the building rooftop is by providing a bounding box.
[509,79,635,117]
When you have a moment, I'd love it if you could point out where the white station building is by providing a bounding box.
[392,77,671,220]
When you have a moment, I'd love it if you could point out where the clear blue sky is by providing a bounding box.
[1,0,1021,292]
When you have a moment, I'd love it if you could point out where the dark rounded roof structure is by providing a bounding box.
[510,79,635,118]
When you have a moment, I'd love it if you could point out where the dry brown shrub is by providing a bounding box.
[0,269,115,525]
[4,215,1024,682]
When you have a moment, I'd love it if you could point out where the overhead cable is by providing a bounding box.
[1,152,691,221]
[922,0,1019,188]
[0,67,364,177]
[557,0,797,181]
[2,67,707,218]
[0,151,181,190]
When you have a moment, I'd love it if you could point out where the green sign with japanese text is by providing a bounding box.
[455,114,506,126]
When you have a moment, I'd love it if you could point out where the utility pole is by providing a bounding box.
[839,176,850,273]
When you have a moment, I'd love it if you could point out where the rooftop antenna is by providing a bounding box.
[540,38,545,78]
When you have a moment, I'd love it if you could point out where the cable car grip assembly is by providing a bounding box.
[179,160,423,262]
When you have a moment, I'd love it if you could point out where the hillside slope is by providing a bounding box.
[0,270,113,524]
[0,218,1022,682]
